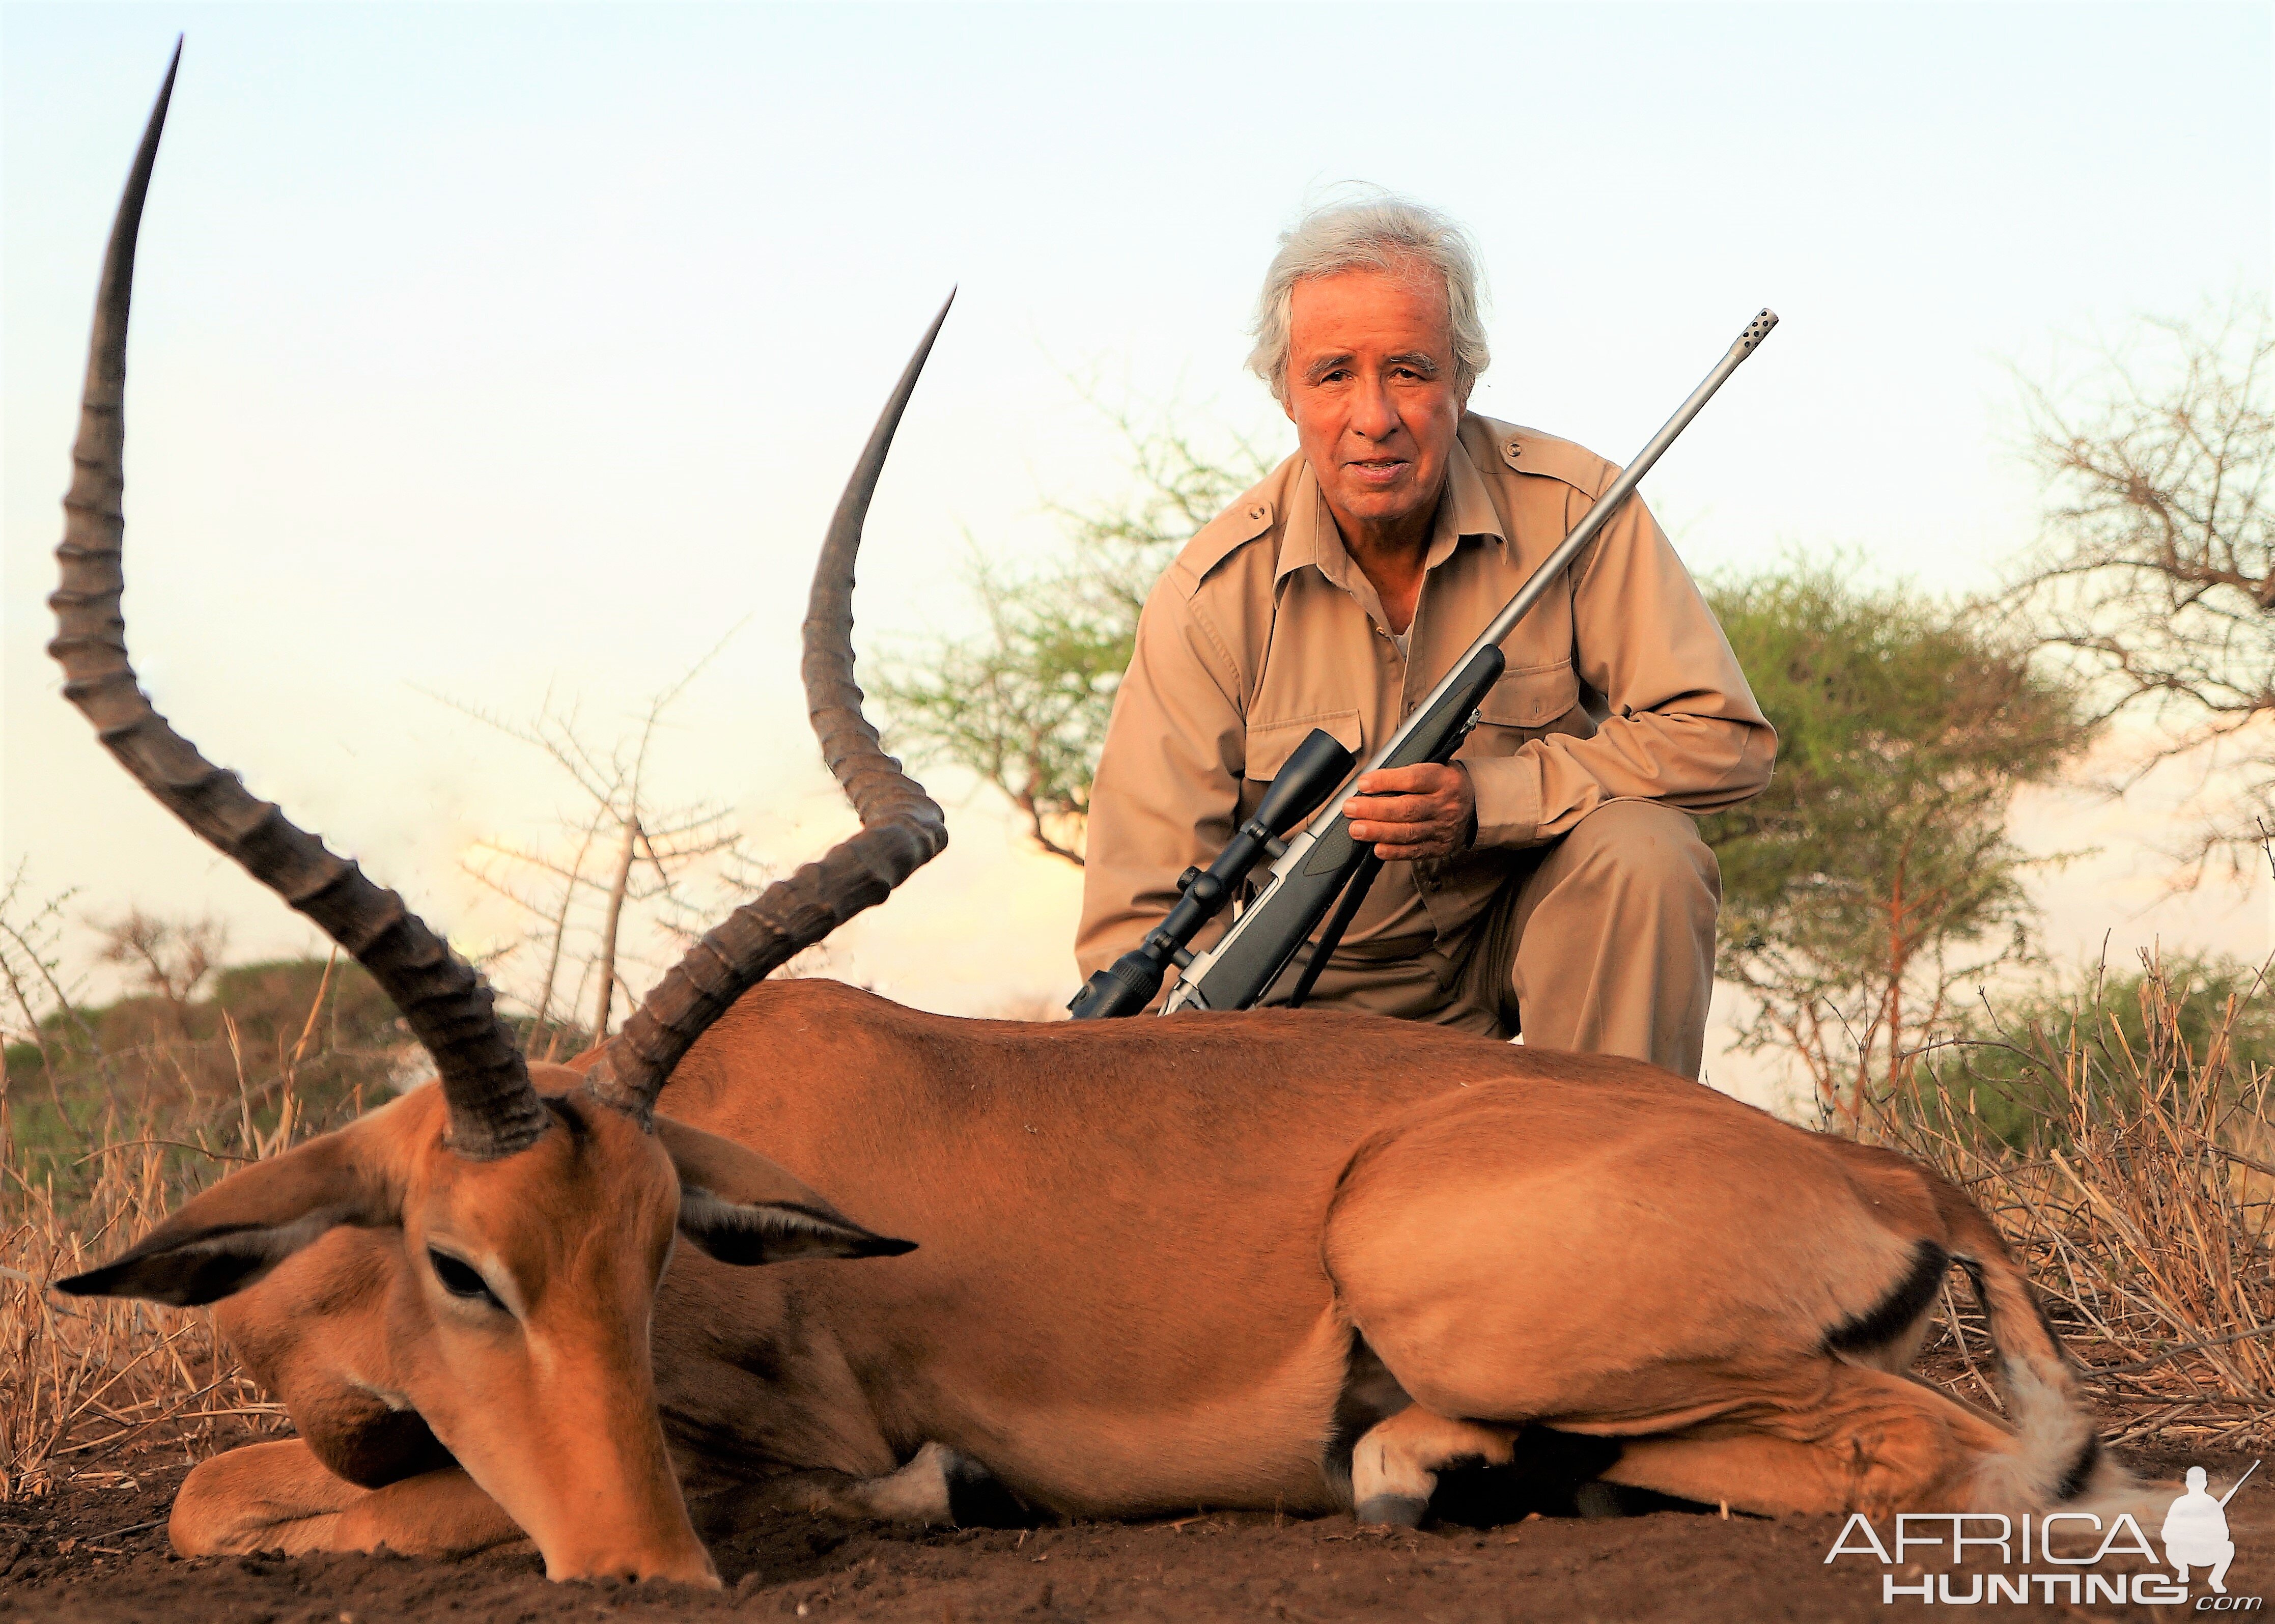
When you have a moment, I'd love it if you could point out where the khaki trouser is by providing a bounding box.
[1259,801,1721,1079]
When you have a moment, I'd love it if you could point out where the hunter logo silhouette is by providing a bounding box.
[2165,1462,2255,1594]
[1823,1457,2262,1605]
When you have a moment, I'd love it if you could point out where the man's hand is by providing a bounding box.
[1342,762,1475,861]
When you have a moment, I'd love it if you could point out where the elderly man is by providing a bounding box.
[1074,198,1775,1078]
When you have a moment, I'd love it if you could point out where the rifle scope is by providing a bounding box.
[1066,726,1357,1020]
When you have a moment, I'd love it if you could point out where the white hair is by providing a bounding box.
[1247,193,1490,406]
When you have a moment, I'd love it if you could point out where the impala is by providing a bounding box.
[55,53,2136,1588]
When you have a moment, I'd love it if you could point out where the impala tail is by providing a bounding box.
[1934,1184,2140,1515]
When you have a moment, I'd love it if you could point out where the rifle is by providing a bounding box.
[1067,306,1778,1022]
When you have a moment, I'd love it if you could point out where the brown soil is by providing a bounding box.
[3,1441,2266,1623]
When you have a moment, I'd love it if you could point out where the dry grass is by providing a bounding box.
[2,947,359,1503]
[1899,953,2275,1449]
[0,1107,299,1502]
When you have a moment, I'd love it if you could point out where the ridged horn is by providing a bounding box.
[47,47,550,1162]
[591,298,954,1116]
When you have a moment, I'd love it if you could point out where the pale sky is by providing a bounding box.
[4,3,2269,1103]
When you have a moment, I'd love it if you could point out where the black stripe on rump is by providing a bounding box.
[1824,1240,1949,1355]
[2056,1435,2101,1502]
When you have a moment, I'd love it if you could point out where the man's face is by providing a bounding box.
[1282,265,1466,539]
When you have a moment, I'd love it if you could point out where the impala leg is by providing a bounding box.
[172,1441,358,1556]
[1350,1408,1521,1527]
[781,1441,965,1524]
[1593,1364,2017,1518]
[1597,1432,1867,1518]
[690,1442,1034,1536]
[173,1439,525,1558]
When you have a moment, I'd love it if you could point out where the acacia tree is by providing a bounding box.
[2009,304,2274,867]
[875,406,1273,864]
[1700,565,2098,1130]
[92,908,226,1039]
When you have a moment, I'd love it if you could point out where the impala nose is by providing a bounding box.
[547,1537,719,1589]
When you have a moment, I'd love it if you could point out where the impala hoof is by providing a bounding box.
[1354,1494,1427,1528]
[943,1448,1035,1529]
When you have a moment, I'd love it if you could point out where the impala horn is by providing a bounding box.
[48,47,550,1161]
[590,301,953,1118]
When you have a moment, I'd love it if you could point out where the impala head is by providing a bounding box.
[49,48,945,1587]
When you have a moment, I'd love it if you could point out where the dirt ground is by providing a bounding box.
[2,1439,2265,1623]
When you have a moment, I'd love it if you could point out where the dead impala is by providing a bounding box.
[54,54,2136,1588]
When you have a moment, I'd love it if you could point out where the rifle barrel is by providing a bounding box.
[1423,308,1777,731]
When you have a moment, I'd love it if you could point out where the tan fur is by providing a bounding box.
[135,981,2120,1571]
[192,1087,718,1584]
[173,1440,524,1559]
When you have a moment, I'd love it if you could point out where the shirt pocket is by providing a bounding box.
[1242,708,1364,789]
[1462,662,1579,758]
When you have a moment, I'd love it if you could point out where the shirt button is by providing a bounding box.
[1248,503,1267,520]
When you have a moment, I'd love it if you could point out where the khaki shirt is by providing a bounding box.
[1075,412,1775,981]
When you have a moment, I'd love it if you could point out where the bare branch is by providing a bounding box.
[2007,301,2275,858]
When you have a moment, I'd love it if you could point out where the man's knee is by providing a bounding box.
[1499,801,1718,1075]
[1547,801,1719,916]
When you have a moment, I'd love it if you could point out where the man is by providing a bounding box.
[1075,196,1775,1079]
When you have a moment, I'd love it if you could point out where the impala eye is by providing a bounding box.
[427,1248,504,1310]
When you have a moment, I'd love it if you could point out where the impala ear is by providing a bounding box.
[676,1188,917,1265]
[654,1113,915,1266]
[54,1114,400,1307]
